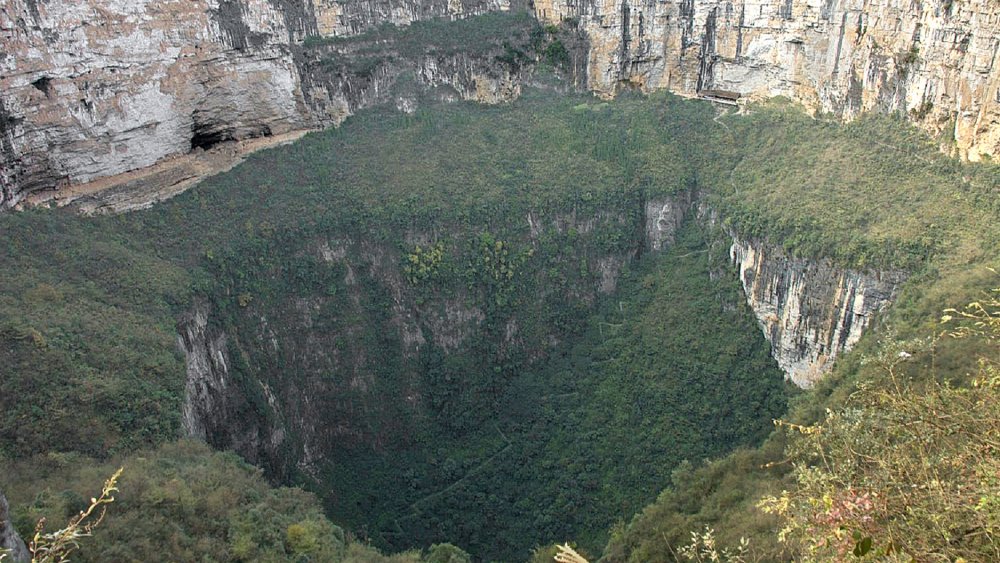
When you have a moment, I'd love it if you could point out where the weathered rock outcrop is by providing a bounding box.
[311,0,512,36]
[730,236,905,387]
[645,191,692,252]
[535,0,1000,161]
[4,0,996,209]
[177,301,292,477]
[0,489,28,563]
[1,0,308,208]
[0,0,530,209]
[650,195,906,388]
[293,33,531,129]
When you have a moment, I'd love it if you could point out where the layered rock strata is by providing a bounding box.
[4,0,997,209]
[730,236,905,387]
[0,0,522,209]
[535,0,1000,161]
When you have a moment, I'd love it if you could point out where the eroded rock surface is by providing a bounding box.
[4,0,997,208]
[0,489,28,563]
[535,0,1000,161]
[0,0,530,208]
[730,236,905,387]
[1,0,307,208]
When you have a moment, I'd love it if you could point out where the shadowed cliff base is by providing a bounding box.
[0,90,996,561]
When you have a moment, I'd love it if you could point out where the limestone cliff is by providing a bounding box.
[4,0,996,209]
[534,0,1000,161]
[1,0,306,208]
[645,192,692,252]
[657,196,905,388]
[730,236,905,387]
[177,301,290,476]
[310,0,512,36]
[0,0,530,209]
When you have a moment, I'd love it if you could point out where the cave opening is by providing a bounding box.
[31,76,53,98]
[190,127,233,152]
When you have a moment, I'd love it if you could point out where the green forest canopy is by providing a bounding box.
[1,85,998,561]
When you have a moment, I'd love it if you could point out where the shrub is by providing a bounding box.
[760,288,1000,560]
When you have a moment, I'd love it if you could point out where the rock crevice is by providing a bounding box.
[536,0,1000,160]
[729,236,905,387]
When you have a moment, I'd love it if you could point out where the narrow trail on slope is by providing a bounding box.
[713,106,744,196]
[712,106,732,132]
[869,138,934,165]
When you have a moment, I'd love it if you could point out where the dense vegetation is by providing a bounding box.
[4,441,470,562]
[303,11,560,65]
[3,33,999,560]
[598,103,1000,561]
[0,90,778,561]
[761,304,1000,561]
[601,283,1000,562]
[0,91,699,460]
[299,10,581,96]
[305,224,788,559]
[704,101,1000,270]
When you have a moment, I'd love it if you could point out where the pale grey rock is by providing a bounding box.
[652,195,906,388]
[1,0,306,208]
[645,192,692,252]
[177,301,289,476]
[730,236,905,387]
[535,0,1000,161]
[0,0,529,209]
[3,0,999,210]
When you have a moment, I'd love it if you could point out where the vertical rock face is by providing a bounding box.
[4,0,997,209]
[0,0,527,209]
[0,489,28,563]
[177,301,289,476]
[178,303,231,442]
[645,192,692,252]
[534,0,1000,161]
[1,0,307,208]
[642,194,905,388]
[174,238,498,479]
[730,236,905,387]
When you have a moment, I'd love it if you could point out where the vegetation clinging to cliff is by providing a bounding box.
[0,92,768,561]
[2,87,1000,561]
[758,288,1000,561]
[303,11,579,79]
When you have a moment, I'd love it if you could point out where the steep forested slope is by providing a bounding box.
[601,103,1000,562]
[2,92,786,560]
[2,88,998,562]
